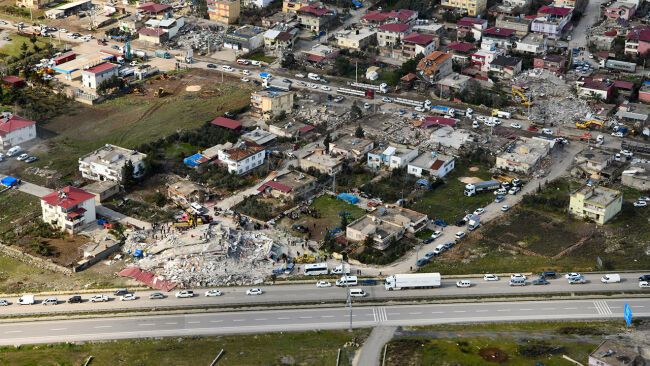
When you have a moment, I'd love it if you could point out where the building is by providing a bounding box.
[297,4,335,33]
[41,187,97,234]
[591,29,618,51]
[573,148,614,180]
[216,140,266,175]
[242,0,274,7]
[268,119,314,138]
[329,135,374,161]
[489,55,522,79]
[482,27,516,49]
[440,0,487,16]
[361,9,418,25]
[223,25,265,53]
[515,33,547,54]
[79,144,147,183]
[367,145,419,170]
[0,114,36,148]
[615,102,649,125]
[299,149,343,175]
[257,170,317,200]
[576,77,614,100]
[208,0,240,24]
[143,16,185,39]
[639,81,650,103]
[625,26,650,56]
[336,28,377,50]
[16,0,55,9]
[447,42,477,65]
[407,152,455,178]
[282,0,315,13]
[377,23,411,47]
[44,0,91,19]
[604,1,636,20]
[471,47,502,72]
[437,73,472,94]
[81,63,119,90]
[137,2,172,17]
[496,16,531,37]
[167,180,208,206]
[569,186,622,224]
[302,44,338,64]
[264,29,297,55]
[456,17,488,41]
[211,116,242,131]
[588,340,646,366]
[622,160,650,191]
[242,128,277,146]
[251,87,294,120]
[399,33,437,59]
[138,27,167,44]
[531,6,572,39]
[1,75,26,88]
[495,137,550,173]
[534,54,567,73]
[417,51,453,83]
[346,205,428,250]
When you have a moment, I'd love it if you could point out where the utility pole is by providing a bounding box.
[355,61,358,83]
[342,255,352,332]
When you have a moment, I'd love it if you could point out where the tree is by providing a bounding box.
[355,124,364,138]
[122,160,137,189]
[400,53,424,76]
[340,213,349,229]
[281,52,296,69]
[334,56,352,76]
[323,132,331,153]
[19,42,28,58]
[363,234,374,247]
[350,102,362,120]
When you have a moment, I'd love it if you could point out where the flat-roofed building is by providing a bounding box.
[569,185,622,224]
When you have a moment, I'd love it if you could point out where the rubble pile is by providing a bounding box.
[168,22,225,54]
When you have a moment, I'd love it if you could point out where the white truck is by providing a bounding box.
[384,273,441,290]
[350,82,389,94]
[331,264,351,275]
[18,294,35,305]
[467,214,481,231]
[464,180,501,197]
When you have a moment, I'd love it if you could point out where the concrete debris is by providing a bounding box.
[167,22,225,55]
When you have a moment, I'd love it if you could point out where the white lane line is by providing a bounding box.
[610,306,622,309]
[388,313,401,315]
[453,311,466,313]
[299,316,312,319]
[187,321,201,324]
[475,310,488,313]
[164,322,177,325]
[210,320,223,323]
[94,326,112,329]
[138,324,156,326]
[232,319,245,322]
[564,307,577,310]
[497,309,509,312]
[277,317,290,320]
[541,308,556,310]
[321,315,335,318]
[409,312,422,315]
[50,328,67,331]
[430,311,443,314]
[5,330,22,334]
[636,305,645,308]
[519,309,533,311]
[254,318,267,321]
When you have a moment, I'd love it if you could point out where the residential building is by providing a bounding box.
[302,44,338,64]
[41,187,97,234]
[207,0,240,24]
[299,149,343,175]
[437,73,472,94]
[223,25,265,53]
[576,77,614,100]
[1,75,26,88]
[531,6,572,39]
[440,0,487,16]
[482,27,516,49]
[588,340,646,366]
[615,101,649,126]
[554,0,585,8]
[143,16,185,39]
[250,87,294,120]
[347,205,428,250]
[242,128,277,146]
[360,9,418,25]
[604,1,636,20]
[638,81,650,103]
[471,48,502,72]
[446,42,477,65]
[573,148,614,180]
[83,181,120,203]
[430,126,472,150]
[257,170,317,200]
[336,28,377,50]
[0,114,36,148]
[515,33,547,54]
[264,29,297,55]
[622,160,650,191]
[297,4,335,33]
[262,11,297,28]
[625,26,650,56]
[367,145,419,170]
[282,0,315,13]
[329,135,374,161]
[242,0,274,7]
[138,27,167,44]
[489,55,522,79]
[216,140,266,175]
[495,16,531,37]
[591,29,617,51]
[456,17,487,41]
[495,137,550,173]
[167,180,208,206]
[15,0,55,9]
[399,33,437,59]
[137,2,171,17]
[417,51,453,83]
[79,144,147,183]
[407,152,455,178]
[569,186,622,224]
[81,63,119,90]
[377,23,411,47]
[119,14,145,34]
[268,120,314,139]
[533,54,567,73]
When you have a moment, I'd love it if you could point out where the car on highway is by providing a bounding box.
[473,208,485,215]
[568,276,587,284]
[454,231,466,240]
[431,231,442,239]
[531,277,550,285]
[601,274,621,283]
[382,97,393,103]
[316,281,331,288]
[542,128,554,135]
[483,274,499,281]
[416,258,429,267]
[42,297,58,305]
[501,204,510,212]
[456,280,471,288]
[246,288,263,295]
[149,292,165,299]
[565,272,582,279]
[510,123,522,129]
[114,289,129,296]
[510,274,527,281]
[205,289,223,297]
[633,201,647,207]
[639,274,650,281]
[640,281,650,288]
[540,271,558,279]
[206,64,217,69]
[67,295,82,303]
[295,73,305,78]
[90,294,109,303]
[175,290,195,298]
[0,299,8,306]
[120,294,137,301]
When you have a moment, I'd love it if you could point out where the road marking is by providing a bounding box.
[593,300,612,315]
[187,321,201,324]
[210,320,223,323]
[453,311,466,313]
[430,311,443,314]
[475,310,488,313]
[321,315,335,318]
[388,313,401,315]
[636,306,645,308]
[138,324,155,326]
[94,326,112,329]
[277,317,290,320]
[254,318,267,321]
[373,307,388,323]
[563,307,577,310]
[299,316,312,319]
[610,306,622,309]
[232,319,245,322]
[408,312,422,315]
[541,307,556,310]
[5,331,21,334]
[164,322,177,325]
[519,309,533,311]
[497,309,509,312]
[50,328,67,331]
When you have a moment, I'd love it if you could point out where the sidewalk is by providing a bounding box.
[354,326,397,366]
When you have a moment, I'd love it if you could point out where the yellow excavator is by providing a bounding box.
[575,119,604,129]
[512,85,532,107]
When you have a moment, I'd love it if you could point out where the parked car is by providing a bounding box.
[483,274,499,281]
[542,128,554,135]
[620,150,633,157]
[640,281,650,288]
[24,156,38,163]
[334,96,345,103]
[510,123,522,129]
[532,277,550,285]
[120,294,137,301]
[638,196,650,202]
[454,231,466,240]
[90,294,109,302]
[431,231,442,239]
[149,292,165,299]
[633,201,647,207]
[612,132,624,137]
[316,281,331,288]
[16,153,29,161]
[495,195,506,203]
[382,97,393,103]
[416,258,429,267]
[501,204,510,212]
[473,208,485,215]
[363,103,371,109]
[67,295,82,303]
[422,237,434,244]
[246,288,263,295]
[508,187,520,195]
[540,271,557,279]
[295,73,305,78]
[241,77,250,82]
[175,290,195,298]
[206,63,217,69]
[456,280,471,288]
[424,252,436,260]
[205,289,223,297]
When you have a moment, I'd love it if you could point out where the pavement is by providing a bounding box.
[0,297,647,345]
[354,326,396,366]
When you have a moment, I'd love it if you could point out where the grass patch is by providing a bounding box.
[0,189,40,234]
[246,51,276,64]
[0,330,369,365]
[0,34,51,59]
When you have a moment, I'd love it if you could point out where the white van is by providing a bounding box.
[509,278,526,286]
[331,264,351,275]
[190,202,205,214]
[307,73,320,81]
[601,274,621,283]
[335,275,358,287]
[42,297,58,305]
[349,289,366,297]
[17,294,34,305]
[6,146,21,157]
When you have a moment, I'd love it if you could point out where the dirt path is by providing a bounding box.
[354,326,397,366]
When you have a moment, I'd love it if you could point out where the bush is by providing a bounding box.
[350,238,416,265]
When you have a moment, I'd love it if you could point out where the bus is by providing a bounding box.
[304,262,329,276]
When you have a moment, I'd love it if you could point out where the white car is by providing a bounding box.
[0,299,8,306]
[175,290,194,298]
[205,289,222,297]
[316,280,331,288]
[415,106,425,112]
[241,70,251,75]
[120,294,137,301]
[321,86,331,91]
[638,196,650,202]
[222,65,234,72]
[246,288,263,295]
[16,153,29,161]
[90,294,109,303]
[476,116,487,122]
[250,60,262,66]
[456,280,471,288]
[295,73,305,78]
[310,83,319,89]
[484,120,496,127]
[510,274,527,281]
[564,272,582,279]
[473,208,485,215]
[382,97,393,103]
[483,274,499,281]
[620,150,633,157]
[542,128,554,135]
[241,77,250,82]
[454,231,466,240]
[431,230,442,239]
[640,281,650,288]
[611,132,624,137]
[501,204,510,212]
[633,201,647,207]
[510,123,522,129]
[363,103,371,109]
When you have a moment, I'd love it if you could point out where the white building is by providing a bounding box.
[81,62,119,90]
[144,16,185,38]
[407,152,455,178]
[243,0,275,7]
[41,186,96,234]
[79,144,147,183]
[515,33,547,54]
[0,114,36,148]
[367,145,418,170]
[217,140,266,175]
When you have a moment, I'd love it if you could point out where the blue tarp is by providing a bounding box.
[352,0,362,7]
[183,153,203,168]
[416,179,431,189]
[1,176,19,187]
[259,72,270,79]
[337,193,359,204]
[133,249,143,258]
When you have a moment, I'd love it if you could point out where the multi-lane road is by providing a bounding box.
[0,298,647,345]
[1,272,648,316]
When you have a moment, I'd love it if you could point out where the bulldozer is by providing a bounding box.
[575,119,604,129]
[512,85,532,107]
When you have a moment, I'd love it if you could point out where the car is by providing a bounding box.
[334,96,345,103]
[508,187,520,195]
[638,274,650,281]
[640,281,650,288]
[67,295,82,303]
[510,274,527,281]
[494,188,507,196]
[540,271,557,279]
[246,288,263,295]
[24,156,38,163]
[90,294,108,302]
[321,85,331,91]
[364,103,371,109]
[222,65,233,72]
[120,294,137,301]
[638,196,650,202]
[532,277,550,285]
[611,132,624,137]
[416,258,429,267]
[295,73,305,78]
[424,252,436,260]
[176,290,195,298]
[495,195,506,203]
[501,204,510,212]
[0,299,9,306]
[398,109,406,116]
[443,241,455,250]
[250,60,262,66]
[454,231,466,240]
[310,83,319,89]
[422,237,434,244]
[431,230,442,239]
[316,281,331,288]
[565,272,582,279]
[484,120,496,127]
[456,280,471,288]
[568,276,587,284]
[42,297,58,305]
[236,59,249,65]
[149,292,165,299]
[114,288,129,296]
[542,128,554,135]
[241,77,250,82]
[414,106,425,112]
[473,208,485,215]
[206,63,217,69]
[510,123,522,129]
[432,244,447,255]
[205,289,223,297]
[382,97,393,103]
[16,153,29,161]
[620,149,633,157]
[242,70,251,75]
[634,201,648,207]
[483,274,499,281]
[130,61,139,67]
[476,116,487,122]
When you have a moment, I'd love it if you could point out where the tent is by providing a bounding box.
[183,153,204,168]
[1,176,19,187]
[337,193,359,204]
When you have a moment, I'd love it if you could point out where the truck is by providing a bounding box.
[463,180,501,197]
[384,273,441,290]
[492,109,511,119]
[264,78,292,91]
[430,105,456,116]
[331,263,351,275]
[467,214,480,231]
[155,50,171,59]
[350,82,389,94]
[393,97,424,108]
[18,294,35,305]
[337,87,374,99]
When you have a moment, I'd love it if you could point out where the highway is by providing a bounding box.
[0,297,647,345]
[1,272,648,316]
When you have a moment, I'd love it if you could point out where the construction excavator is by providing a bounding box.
[512,85,532,107]
[575,119,604,129]
[154,87,166,97]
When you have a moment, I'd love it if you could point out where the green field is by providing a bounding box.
[0,190,40,234]
[0,34,51,59]
[0,330,369,366]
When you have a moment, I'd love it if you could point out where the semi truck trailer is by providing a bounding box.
[464,180,501,197]
[384,273,441,290]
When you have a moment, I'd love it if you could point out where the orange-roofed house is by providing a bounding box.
[417,51,453,83]
[217,140,266,175]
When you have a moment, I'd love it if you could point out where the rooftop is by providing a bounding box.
[257,170,316,194]
[83,62,118,75]
[242,128,277,145]
[589,340,644,366]
[79,144,147,169]
[538,5,572,16]
[498,137,550,166]
[627,25,650,42]
[447,41,477,53]
[409,152,454,171]
[457,17,487,27]
[336,28,377,41]
[484,27,516,38]
[138,2,171,13]
[417,51,452,76]
[211,116,242,130]
[300,150,343,168]
[362,9,417,23]
[298,4,333,17]
[379,23,410,33]
[331,135,373,152]
[368,205,428,227]
[222,141,264,162]
[537,53,566,63]
[402,32,435,45]
[575,185,622,207]
[491,55,522,67]
[0,114,35,136]
[574,148,612,166]
[253,87,294,98]
[225,25,266,39]
[42,186,95,209]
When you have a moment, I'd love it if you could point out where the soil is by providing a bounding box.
[458,176,483,184]
[478,347,509,363]
[469,166,480,172]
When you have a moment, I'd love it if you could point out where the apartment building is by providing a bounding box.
[207,0,240,24]
[440,0,487,16]
[569,186,622,224]
[41,187,97,234]
[250,87,295,120]
[79,144,148,183]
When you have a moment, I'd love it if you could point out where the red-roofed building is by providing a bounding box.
[361,9,418,25]
[614,80,635,97]
[1,75,26,88]
[531,6,572,39]
[138,2,172,16]
[378,23,411,47]
[81,63,119,90]
[53,51,76,65]
[626,26,650,55]
[217,140,266,175]
[0,114,36,147]
[41,187,96,234]
[257,170,317,200]
[211,116,242,131]
[457,17,487,41]
[393,32,437,61]
[483,27,516,49]
[407,152,455,178]
[138,27,168,44]
[534,54,567,74]
[446,42,477,65]
[576,77,614,100]
[297,4,335,32]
